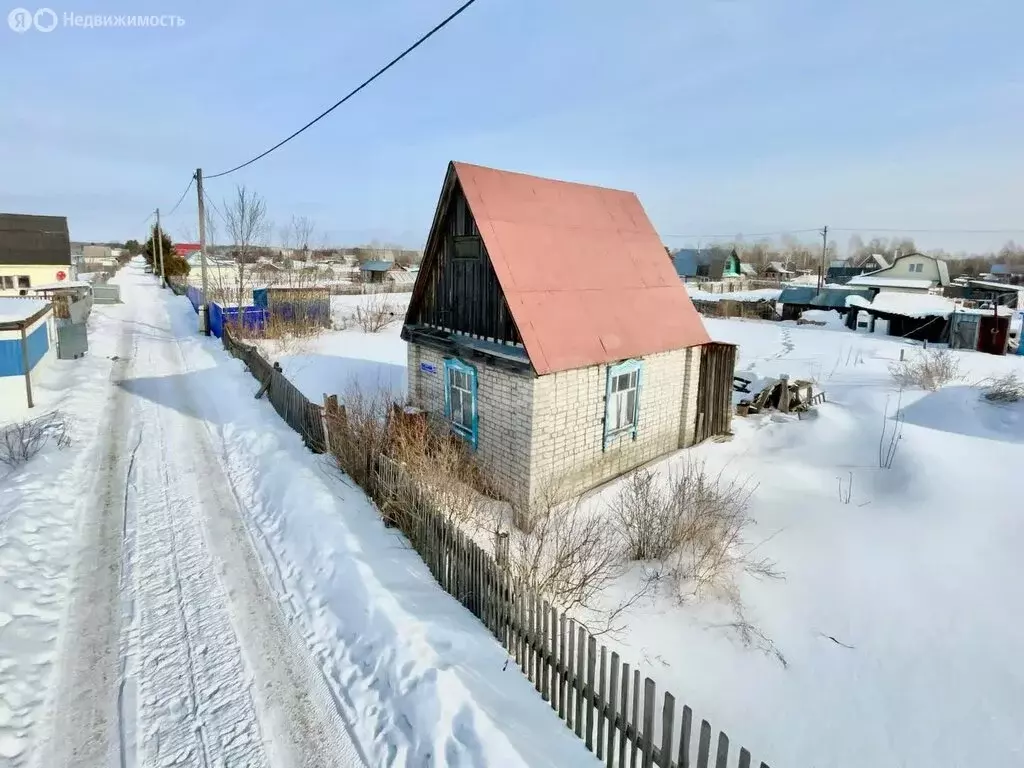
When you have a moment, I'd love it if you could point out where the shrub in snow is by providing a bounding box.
[0,411,70,470]
[354,292,399,333]
[888,348,962,391]
[982,372,1024,403]
[612,462,774,600]
[507,487,638,633]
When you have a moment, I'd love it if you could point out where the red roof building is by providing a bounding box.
[403,162,733,505]
[173,243,201,257]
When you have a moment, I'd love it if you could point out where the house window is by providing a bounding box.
[909,263,924,273]
[604,359,642,449]
[453,235,482,261]
[444,357,478,448]
[0,276,12,289]
[17,276,30,288]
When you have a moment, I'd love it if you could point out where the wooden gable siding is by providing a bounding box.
[409,180,521,345]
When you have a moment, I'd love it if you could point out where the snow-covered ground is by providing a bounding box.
[246,304,1024,767]
[586,318,1024,768]
[0,262,595,767]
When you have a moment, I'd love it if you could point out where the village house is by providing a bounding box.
[847,251,950,294]
[671,246,745,281]
[402,162,735,508]
[0,213,72,296]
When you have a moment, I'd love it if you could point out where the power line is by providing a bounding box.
[205,0,482,180]
[203,190,227,226]
[830,227,1024,235]
[166,175,195,217]
[662,228,820,240]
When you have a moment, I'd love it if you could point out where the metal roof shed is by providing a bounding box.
[0,297,52,408]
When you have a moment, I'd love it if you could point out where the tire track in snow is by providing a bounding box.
[128,333,269,768]
[30,320,135,768]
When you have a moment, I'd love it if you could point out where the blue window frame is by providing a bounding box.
[603,359,642,450]
[444,357,478,449]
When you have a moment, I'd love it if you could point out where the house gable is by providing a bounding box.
[406,162,710,376]
[403,167,524,368]
[863,252,949,287]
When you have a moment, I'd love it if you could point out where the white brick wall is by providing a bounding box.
[406,343,535,503]
[530,348,694,502]
[406,342,703,508]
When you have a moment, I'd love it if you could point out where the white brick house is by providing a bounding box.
[402,162,731,508]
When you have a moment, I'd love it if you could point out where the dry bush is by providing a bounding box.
[508,487,641,634]
[982,372,1024,403]
[888,348,962,390]
[0,411,71,470]
[612,462,774,601]
[354,291,399,333]
[386,410,495,529]
[323,387,394,490]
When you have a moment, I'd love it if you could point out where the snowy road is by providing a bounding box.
[4,263,596,768]
[30,272,364,767]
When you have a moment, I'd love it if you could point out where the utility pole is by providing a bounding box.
[196,168,210,335]
[818,225,828,291]
[155,207,165,288]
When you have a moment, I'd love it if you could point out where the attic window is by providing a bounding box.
[453,235,482,261]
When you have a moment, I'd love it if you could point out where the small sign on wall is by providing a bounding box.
[420,361,437,374]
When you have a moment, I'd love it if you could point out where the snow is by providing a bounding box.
[30,281,92,291]
[0,262,594,767]
[847,275,935,290]
[686,287,782,303]
[575,319,1024,768]
[799,308,847,329]
[217,285,1024,765]
[0,297,48,324]
[847,291,959,318]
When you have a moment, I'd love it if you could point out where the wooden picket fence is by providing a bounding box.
[220,324,326,452]
[209,326,774,767]
[369,454,771,768]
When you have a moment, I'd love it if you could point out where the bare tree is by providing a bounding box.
[218,185,269,304]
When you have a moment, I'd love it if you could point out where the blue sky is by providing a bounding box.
[1,0,1021,253]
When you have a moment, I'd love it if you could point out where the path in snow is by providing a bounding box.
[31,273,364,767]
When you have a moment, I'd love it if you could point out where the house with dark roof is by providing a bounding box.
[0,213,72,295]
[403,162,734,507]
[671,247,744,281]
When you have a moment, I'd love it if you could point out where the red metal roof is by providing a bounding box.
[173,243,201,255]
[452,162,710,375]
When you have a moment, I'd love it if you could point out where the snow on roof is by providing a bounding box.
[32,280,92,291]
[847,291,957,318]
[687,287,782,303]
[0,297,49,324]
[847,275,935,290]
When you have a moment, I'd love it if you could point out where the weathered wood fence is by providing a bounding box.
[210,322,773,767]
[220,325,326,452]
[366,454,771,768]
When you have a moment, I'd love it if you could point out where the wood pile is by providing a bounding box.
[736,376,817,416]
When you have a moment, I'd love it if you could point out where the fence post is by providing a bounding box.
[495,530,509,566]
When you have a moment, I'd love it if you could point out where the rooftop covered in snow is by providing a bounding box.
[0,297,50,327]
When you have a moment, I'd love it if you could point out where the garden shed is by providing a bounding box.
[403,161,733,508]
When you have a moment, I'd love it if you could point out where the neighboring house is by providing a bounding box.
[778,285,875,321]
[360,260,398,283]
[403,162,733,508]
[847,252,950,294]
[854,253,891,271]
[671,247,744,280]
[763,261,794,279]
[0,213,72,296]
[82,244,112,262]
[981,264,1024,284]
[174,242,202,259]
